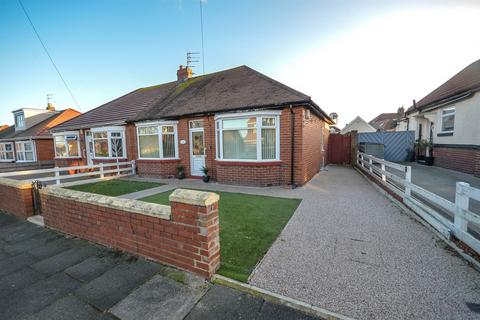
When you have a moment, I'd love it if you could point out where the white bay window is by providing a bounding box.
[215,112,280,161]
[91,127,126,159]
[54,132,80,158]
[136,122,178,159]
[0,143,15,161]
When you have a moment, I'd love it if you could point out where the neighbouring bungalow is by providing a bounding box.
[369,107,405,131]
[340,116,375,134]
[51,65,333,186]
[399,58,480,176]
[0,101,81,172]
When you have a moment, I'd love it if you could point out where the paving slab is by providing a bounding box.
[74,258,161,311]
[0,212,20,226]
[0,252,38,277]
[0,267,46,298]
[3,229,62,255]
[24,295,115,320]
[250,165,480,320]
[27,237,83,260]
[31,245,102,276]
[65,254,119,283]
[0,273,81,319]
[0,220,43,242]
[111,273,210,320]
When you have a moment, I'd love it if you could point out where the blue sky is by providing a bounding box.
[1,0,480,127]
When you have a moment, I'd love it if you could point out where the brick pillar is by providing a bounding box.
[169,189,220,278]
[0,178,34,219]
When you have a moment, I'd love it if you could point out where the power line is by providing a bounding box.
[199,0,205,75]
[17,0,81,110]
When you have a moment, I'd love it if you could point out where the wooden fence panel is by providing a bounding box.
[328,134,352,165]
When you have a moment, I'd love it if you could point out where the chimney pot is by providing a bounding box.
[177,65,192,82]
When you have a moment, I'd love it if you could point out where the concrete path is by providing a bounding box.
[248,166,480,320]
[0,213,321,320]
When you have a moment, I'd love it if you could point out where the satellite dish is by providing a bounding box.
[329,112,338,124]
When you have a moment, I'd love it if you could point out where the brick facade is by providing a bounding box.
[55,106,330,186]
[0,179,34,219]
[433,146,480,177]
[41,188,220,278]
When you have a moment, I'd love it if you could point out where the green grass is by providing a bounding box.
[66,179,164,197]
[140,189,301,282]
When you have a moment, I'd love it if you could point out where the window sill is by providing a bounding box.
[0,160,15,163]
[437,132,453,137]
[92,157,127,160]
[54,157,82,160]
[215,160,282,166]
[16,160,36,163]
[137,158,181,163]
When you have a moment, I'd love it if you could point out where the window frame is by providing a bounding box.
[15,140,36,163]
[215,111,281,162]
[0,142,15,162]
[90,126,127,159]
[14,112,25,129]
[53,131,81,159]
[440,107,455,133]
[135,121,179,160]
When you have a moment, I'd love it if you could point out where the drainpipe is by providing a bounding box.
[290,105,297,189]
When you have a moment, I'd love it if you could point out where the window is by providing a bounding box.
[91,127,126,158]
[441,107,455,132]
[14,113,25,129]
[215,112,280,161]
[137,122,178,159]
[54,133,80,158]
[15,141,35,162]
[0,143,14,161]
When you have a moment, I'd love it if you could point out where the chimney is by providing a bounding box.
[177,65,192,82]
[46,94,56,111]
[397,106,405,118]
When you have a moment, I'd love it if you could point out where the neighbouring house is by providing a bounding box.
[340,116,376,134]
[0,103,81,172]
[51,65,334,186]
[369,107,405,131]
[400,58,480,176]
[0,125,8,132]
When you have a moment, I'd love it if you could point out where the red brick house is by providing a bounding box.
[0,106,81,171]
[52,65,333,186]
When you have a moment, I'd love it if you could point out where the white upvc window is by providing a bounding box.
[90,126,127,159]
[53,131,80,158]
[14,112,25,129]
[215,111,281,161]
[440,107,455,133]
[15,141,36,162]
[0,143,15,161]
[136,121,179,159]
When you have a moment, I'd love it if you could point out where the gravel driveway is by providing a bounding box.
[249,165,480,320]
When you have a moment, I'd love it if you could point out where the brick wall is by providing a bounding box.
[0,178,34,219]
[433,146,480,177]
[40,187,220,278]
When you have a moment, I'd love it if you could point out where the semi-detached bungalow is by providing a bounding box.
[52,65,333,186]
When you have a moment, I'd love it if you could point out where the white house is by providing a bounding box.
[340,116,376,134]
[400,58,480,176]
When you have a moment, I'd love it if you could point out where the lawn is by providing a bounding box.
[140,189,301,282]
[66,179,164,197]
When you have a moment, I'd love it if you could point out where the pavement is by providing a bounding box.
[0,212,322,320]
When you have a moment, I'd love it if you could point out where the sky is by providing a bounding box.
[1,0,480,127]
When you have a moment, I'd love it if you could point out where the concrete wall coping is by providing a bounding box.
[0,177,32,190]
[40,186,171,220]
[169,189,220,207]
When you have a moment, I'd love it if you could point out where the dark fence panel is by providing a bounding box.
[358,131,415,162]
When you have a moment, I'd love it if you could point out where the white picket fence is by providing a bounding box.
[357,152,480,255]
[0,161,136,186]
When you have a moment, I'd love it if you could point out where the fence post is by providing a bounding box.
[131,160,136,175]
[369,157,373,173]
[381,163,386,182]
[360,154,364,168]
[100,163,104,178]
[54,167,60,185]
[454,182,469,232]
[405,166,411,198]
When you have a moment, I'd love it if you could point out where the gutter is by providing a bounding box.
[290,104,297,189]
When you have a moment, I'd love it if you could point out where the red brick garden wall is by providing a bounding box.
[0,179,34,219]
[433,146,480,177]
[40,188,220,278]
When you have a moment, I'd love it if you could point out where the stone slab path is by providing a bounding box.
[0,213,321,320]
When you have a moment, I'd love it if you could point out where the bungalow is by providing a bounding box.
[0,103,81,171]
[340,116,375,134]
[400,58,480,176]
[51,65,333,186]
[369,107,405,131]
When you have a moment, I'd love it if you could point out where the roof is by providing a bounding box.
[340,116,376,134]
[369,113,398,131]
[54,65,332,130]
[0,109,80,141]
[407,58,480,113]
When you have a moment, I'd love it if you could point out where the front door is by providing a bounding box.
[85,131,94,166]
[189,120,205,176]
